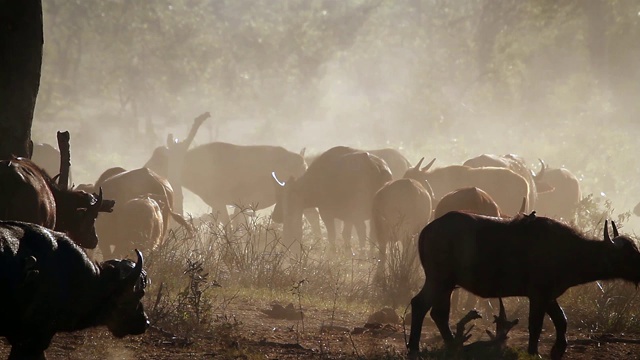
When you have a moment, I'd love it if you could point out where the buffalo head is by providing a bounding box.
[102,250,150,337]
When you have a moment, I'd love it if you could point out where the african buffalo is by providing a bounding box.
[273,146,392,252]
[433,187,501,220]
[464,153,541,209]
[408,213,640,360]
[404,161,530,215]
[0,220,149,359]
[306,147,411,180]
[366,148,411,180]
[535,160,581,222]
[371,178,432,262]
[96,167,189,258]
[146,142,308,224]
[103,194,164,258]
[0,158,114,249]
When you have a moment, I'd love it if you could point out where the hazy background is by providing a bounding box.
[32,1,640,229]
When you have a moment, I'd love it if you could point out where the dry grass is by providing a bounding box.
[134,196,640,358]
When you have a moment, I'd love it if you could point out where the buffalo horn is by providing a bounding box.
[272,171,285,187]
[122,249,144,290]
[413,157,425,170]
[612,221,619,237]
[603,220,613,244]
[421,158,436,172]
[92,188,104,211]
[535,159,546,179]
[519,197,527,213]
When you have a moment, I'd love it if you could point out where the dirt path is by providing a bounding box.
[2,303,640,359]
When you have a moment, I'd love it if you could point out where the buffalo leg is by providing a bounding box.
[408,281,434,355]
[547,300,568,360]
[354,221,367,253]
[341,221,354,251]
[319,210,337,251]
[8,347,46,360]
[431,288,455,345]
[302,208,322,238]
[209,203,231,228]
[527,296,548,356]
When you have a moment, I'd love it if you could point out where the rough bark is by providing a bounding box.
[0,0,44,159]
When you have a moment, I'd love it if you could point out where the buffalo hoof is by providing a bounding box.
[550,342,567,360]
[407,349,421,360]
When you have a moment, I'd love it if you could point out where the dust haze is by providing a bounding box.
[32,1,640,230]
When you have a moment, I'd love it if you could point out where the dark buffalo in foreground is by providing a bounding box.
[0,221,149,359]
[146,142,307,224]
[96,167,189,258]
[535,161,582,222]
[404,161,529,215]
[273,146,392,251]
[408,212,640,360]
[0,158,114,248]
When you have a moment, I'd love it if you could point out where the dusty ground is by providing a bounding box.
[2,299,640,360]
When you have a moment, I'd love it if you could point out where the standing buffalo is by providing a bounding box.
[405,161,529,215]
[103,194,165,258]
[408,212,640,360]
[0,158,114,248]
[0,221,149,359]
[433,187,501,220]
[95,167,189,258]
[366,148,411,180]
[535,160,582,222]
[146,142,308,225]
[371,178,432,262]
[273,146,392,252]
[463,153,542,210]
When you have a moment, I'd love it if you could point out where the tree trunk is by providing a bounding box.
[0,0,44,159]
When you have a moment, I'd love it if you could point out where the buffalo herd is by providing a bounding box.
[1,116,638,360]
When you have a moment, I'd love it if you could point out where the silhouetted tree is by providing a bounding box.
[0,0,43,159]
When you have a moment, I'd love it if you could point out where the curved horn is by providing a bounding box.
[93,187,104,209]
[603,220,613,244]
[519,197,527,213]
[535,159,547,179]
[413,157,424,170]
[123,249,144,290]
[421,158,436,172]
[271,171,285,187]
[612,221,619,237]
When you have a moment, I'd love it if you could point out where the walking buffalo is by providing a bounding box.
[408,213,640,359]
